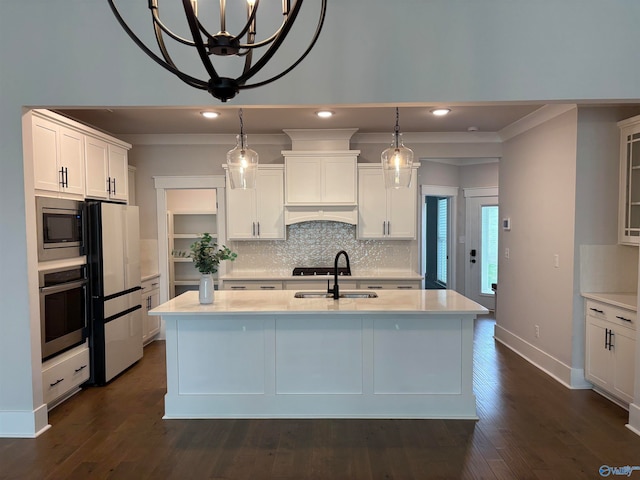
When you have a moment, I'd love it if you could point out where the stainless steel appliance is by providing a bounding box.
[39,264,88,360]
[36,196,86,261]
[87,201,142,385]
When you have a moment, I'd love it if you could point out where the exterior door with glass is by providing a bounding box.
[465,194,498,310]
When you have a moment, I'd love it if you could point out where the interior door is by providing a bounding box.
[465,195,498,310]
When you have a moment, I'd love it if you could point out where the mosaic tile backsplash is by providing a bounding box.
[228,221,418,274]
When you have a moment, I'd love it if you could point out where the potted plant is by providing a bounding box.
[174,233,237,304]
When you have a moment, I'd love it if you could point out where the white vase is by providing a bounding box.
[199,273,214,304]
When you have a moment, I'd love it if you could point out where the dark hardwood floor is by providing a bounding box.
[1,316,639,479]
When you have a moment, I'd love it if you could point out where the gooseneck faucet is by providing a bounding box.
[329,250,351,300]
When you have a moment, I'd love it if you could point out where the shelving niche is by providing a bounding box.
[167,189,218,298]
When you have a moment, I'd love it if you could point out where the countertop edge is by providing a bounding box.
[581,292,637,311]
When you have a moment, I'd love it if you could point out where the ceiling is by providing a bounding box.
[54,104,546,137]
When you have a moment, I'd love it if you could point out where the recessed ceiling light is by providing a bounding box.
[430,108,451,117]
[316,110,334,118]
[201,111,220,119]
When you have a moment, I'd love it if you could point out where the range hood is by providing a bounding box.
[283,129,360,225]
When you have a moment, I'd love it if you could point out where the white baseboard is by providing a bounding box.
[627,403,640,437]
[494,324,592,390]
[0,404,50,438]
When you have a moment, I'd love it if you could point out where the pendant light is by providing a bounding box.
[107,0,327,102]
[227,109,258,189]
[381,107,414,188]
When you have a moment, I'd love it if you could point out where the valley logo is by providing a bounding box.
[599,465,640,477]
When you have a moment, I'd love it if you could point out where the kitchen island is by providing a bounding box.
[150,289,488,419]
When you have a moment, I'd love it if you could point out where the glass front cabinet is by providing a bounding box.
[619,115,640,245]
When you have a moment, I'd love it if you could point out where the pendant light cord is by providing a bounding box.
[394,107,400,148]
[239,108,246,149]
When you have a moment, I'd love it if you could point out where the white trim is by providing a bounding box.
[423,158,500,166]
[627,402,640,437]
[354,131,502,144]
[153,176,227,332]
[494,324,592,389]
[463,187,499,198]
[498,104,577,141]
[421,185,459,292]
[0,404,50,438]
[122,133,288,146]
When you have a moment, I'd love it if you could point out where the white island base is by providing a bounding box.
[152,290,487,420]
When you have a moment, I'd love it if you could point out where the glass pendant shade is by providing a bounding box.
[381,133,414,189]
[227,134,259,189]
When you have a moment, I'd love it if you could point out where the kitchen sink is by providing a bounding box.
[294,291,378,299]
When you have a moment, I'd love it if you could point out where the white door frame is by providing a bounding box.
[464,187,498,309]
[154,175,226,306]
[420,185,458,291]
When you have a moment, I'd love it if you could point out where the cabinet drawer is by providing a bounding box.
[586,300,636,330]
[141,278,160,295]
[358,280,421,290]
[224,281,283,291]
[42,345,90,405]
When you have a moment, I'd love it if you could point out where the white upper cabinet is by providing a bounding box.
[226,165,285,240]
[357,164,417,240]
[29,109,130,203]
[32,114,85,197]
[85,137,129,203]
[284,153,358,205]
[618,115,640,245]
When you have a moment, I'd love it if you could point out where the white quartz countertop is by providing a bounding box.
[221,270,423,281]
[581,292,637,311]
[150,289,488,316]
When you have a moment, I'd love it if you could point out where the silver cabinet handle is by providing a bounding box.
[231,286,246,289]
[396,286,413,289]
[387,221,390,235]
[367,285,383,289]
[107,176,112,194]
[260,285,275,289]
[256,222,260,236]
[252,222,255,236]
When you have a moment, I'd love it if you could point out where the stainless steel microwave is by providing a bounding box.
[36,197,86,261]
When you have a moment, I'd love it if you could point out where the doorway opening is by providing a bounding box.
[421,185,458,291]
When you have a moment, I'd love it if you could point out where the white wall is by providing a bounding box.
[4,0,640,437]
[496,108,579,383]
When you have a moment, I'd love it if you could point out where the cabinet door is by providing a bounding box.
[322,156,357,204]
[358,168,387,239]
[387,170,417,239]
[147,290,161,338]
[58,126,85,195]
[611,326,636,403]
[255,168,285,239]
[32,116,61,192]
[585,318,611,389]
[108,144,129,202]
[85,136,109,199]
[226,176,257,239]
[285,158,322,204]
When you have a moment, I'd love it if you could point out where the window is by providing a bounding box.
[436,197,448,285]
[481,205,498,295]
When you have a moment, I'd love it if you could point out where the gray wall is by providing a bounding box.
[3,0,640,436]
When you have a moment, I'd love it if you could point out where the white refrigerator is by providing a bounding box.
[87,201,143,385]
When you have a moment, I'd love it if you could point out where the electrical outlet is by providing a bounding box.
[554,254,560,268]
[505,247,510,259]
[535,325,540,338]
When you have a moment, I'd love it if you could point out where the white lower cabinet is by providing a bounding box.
[358,280,422,290]
[584,299,636,404]
[224,281,283,291]
[42,343,90,408]
[142,277,161,345]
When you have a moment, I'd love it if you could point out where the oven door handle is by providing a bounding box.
[39,280,87,295]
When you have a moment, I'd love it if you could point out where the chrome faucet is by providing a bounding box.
[328,250,351,299]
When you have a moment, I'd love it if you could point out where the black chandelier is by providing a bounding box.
[107,0,327,102]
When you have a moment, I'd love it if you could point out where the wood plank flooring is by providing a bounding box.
[1,316,639,479]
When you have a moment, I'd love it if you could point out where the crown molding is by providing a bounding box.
[119,133,289,146]
[498,104,577,141]
[353,131,501,144]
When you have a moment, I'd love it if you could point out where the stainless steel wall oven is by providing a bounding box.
[39,265,88,360]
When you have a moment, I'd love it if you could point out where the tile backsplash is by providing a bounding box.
[227,221,418,274]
